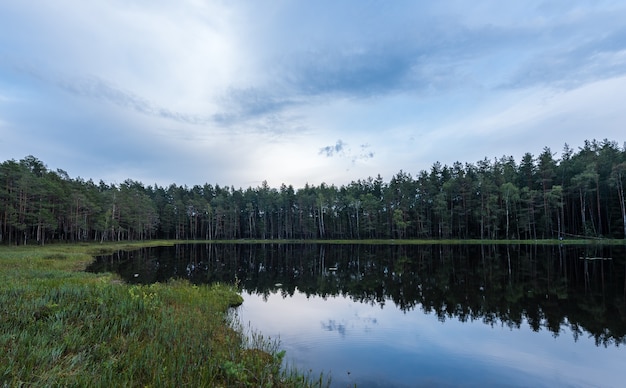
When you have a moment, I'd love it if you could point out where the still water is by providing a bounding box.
[89,243,626,387]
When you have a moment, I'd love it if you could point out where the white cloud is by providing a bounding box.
[1,1,626,188]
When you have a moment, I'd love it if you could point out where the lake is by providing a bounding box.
[88,243,626,387]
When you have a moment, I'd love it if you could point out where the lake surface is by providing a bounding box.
[89,243,626,387]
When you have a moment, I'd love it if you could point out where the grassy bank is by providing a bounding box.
[0,242,325,387]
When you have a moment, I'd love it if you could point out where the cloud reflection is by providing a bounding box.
[320,319,347,337]
[237,288,626,388]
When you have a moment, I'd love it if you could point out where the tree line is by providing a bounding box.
[1,138,625,244]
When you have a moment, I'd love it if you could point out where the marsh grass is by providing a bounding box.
[0,243,328,387]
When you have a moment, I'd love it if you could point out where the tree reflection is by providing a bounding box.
[90,243,626,347]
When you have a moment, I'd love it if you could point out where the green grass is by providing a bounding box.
[0,242,328,387]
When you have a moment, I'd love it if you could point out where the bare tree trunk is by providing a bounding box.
[579,188,586,235]
[617,181,626,239]
[596,176,602,235]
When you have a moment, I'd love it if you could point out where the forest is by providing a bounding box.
[1,139,625,244]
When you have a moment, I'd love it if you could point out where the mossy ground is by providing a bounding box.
[0,242,327,387]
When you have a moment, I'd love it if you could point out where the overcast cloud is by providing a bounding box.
[1,1,625,188]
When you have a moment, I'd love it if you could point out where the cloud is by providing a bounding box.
[214,87,296,127]
[319,140,346,157]
[4,61,306,139]
[56,74,212,125]
[288,45,421,97]
[354,144,375,163]
[264,2,626,102]
[319,140,374,165]
[503,27,626,90]
[1,1,626,190]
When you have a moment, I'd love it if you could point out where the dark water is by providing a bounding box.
[88,243,626,387]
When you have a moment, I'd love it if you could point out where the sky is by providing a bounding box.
[1,1,626,189]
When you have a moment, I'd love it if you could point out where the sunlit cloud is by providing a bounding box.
[1,1,625,188]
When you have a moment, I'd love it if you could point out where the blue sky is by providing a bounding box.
[1,1,625,188]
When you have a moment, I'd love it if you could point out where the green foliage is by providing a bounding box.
[1,138,626,244]
[0,244,327,387]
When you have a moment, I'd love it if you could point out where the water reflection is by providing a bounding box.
[89,243,626,347]
[236,288,626,387]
